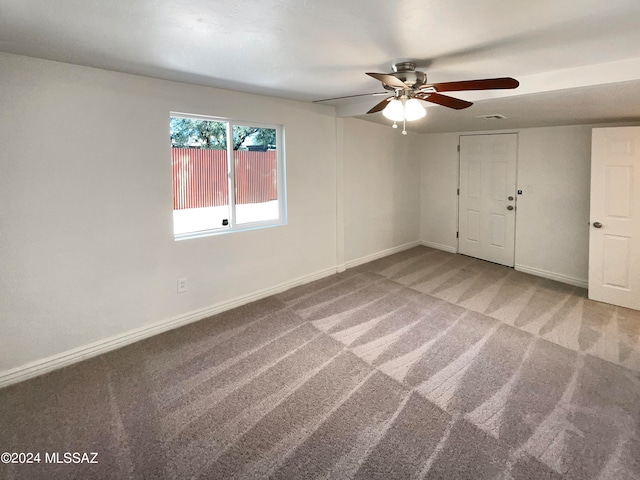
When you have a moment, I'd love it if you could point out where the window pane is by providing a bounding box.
[170,117,230,235]
[233,126,279,225]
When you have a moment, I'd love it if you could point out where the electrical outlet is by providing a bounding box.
[177,278,188,293]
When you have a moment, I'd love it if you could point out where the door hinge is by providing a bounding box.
[456,232,459,238]
[457,188,460,195]
[457,144,460,152]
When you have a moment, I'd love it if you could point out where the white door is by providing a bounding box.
[589,127,640,310]
[458,134,518,267]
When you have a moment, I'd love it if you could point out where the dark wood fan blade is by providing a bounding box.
[416,92,472,110]
[313,92,388,103]
[423,77,519,92]
[366,97,392,114]
[366,72,408,89]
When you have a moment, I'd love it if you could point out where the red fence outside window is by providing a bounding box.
[171,148,277,210]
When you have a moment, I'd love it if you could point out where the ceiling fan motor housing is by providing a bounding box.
[388,62,427,89]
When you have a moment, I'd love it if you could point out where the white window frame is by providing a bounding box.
[170,112,287,240]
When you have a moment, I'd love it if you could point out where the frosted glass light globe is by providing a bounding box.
[382,99,405,122]
[404,98,426,121]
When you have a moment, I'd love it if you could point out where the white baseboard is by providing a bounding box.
[342,241,421,270]
[0,266,338,389]
[515,264,588,288]
[420,240,457,254]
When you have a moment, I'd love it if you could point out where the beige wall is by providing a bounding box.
[0,54,424,380]
[342,118,420,265]
[418,126,595,286]
[0,53,340,373]
[418,132,460,253]
[515,126,592,283]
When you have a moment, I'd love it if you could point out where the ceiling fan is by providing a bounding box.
[316,62,519,133]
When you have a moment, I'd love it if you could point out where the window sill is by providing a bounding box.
[173,219,287,241]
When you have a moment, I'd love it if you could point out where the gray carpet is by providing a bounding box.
[1,246,639,479]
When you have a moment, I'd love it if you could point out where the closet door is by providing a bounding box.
[589,127,640,310]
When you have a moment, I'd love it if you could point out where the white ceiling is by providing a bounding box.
[2,0,640,133]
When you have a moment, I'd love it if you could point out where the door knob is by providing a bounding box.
[508,196,514,201]
[593,222,602,228]
[507,205,514,211]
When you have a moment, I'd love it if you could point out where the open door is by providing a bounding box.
[458,134,518,267]
[589,127,640,310]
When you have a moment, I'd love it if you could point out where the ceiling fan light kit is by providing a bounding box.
[381,97,427,136]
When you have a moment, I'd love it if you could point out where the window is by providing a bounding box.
[170,113,286,239]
